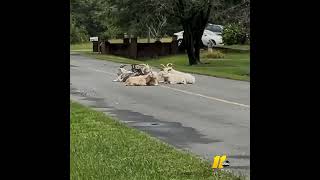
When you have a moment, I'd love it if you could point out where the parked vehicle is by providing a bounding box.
[206,23,223,35]
[174,24,224,48]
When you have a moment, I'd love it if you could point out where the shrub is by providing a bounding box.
[222,23,247,45]
[99,24,122,40]
[70,25,89,44]
[70,16,89,44]
[205,50,225,59]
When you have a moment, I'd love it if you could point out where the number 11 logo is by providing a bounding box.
[212,155,227,169]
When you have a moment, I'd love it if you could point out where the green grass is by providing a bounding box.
[223,45,250,50]
[71,101,244,180]
[80,51,250,81]
[70,40,250,81]
[70,42,92,52]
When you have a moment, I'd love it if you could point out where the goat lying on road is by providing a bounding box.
[135,64,164,83]
[113,64,133,82]
[158,70,187,84]
[160,63,195,84]
[113,64,149,82]
[124,72,159,86]
[114,63,192,85]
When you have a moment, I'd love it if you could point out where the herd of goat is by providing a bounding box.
[113,63,195,86]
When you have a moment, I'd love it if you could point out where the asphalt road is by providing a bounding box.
[70,53,250,178]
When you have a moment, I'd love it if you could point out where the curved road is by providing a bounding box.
[70,53,250,177]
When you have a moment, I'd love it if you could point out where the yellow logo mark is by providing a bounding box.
[212,155,227,169]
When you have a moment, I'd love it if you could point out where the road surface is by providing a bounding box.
[70,53,250,178]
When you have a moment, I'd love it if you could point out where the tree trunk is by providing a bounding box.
[182,22,204,65]
[178,0,212,65]
[183,24,198,65]
[194,31,202,64]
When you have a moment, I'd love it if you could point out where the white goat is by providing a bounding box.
[158,70,187,84]
[160,63,195,84]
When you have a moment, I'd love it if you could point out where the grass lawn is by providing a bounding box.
[223,45,250,51]
[70,42,92,52]
[80,51,249,81]
[70,41,250,81]
[71,101,244,180]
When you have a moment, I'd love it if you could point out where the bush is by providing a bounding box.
[99,24,122,40]
[70,16,89,44]
[70,25,89,44]
[204,50,225,59]
[222,23,247,45]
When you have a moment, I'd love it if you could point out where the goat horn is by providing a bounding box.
[138,64,147,67]
[166,63,173,67]
[160,64,166,68]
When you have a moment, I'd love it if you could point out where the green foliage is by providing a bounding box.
[70,25,88,44]
[70,0,121,43]
[70,0,183,43]
[222,23,247,45]
[70,0,249,44]
[70,15,89,43]
[210,0,250,37]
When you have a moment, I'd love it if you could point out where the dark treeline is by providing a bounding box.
[70,0,249,44]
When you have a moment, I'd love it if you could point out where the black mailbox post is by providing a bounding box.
[90,37,99,52]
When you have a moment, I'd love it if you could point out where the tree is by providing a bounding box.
[70,0,182,42]
[155,0,214,65]
[70,0,119,41]
[210,0,250,36]
[153,0,250,65]
[70,0,250,53]
[110,0,180,39]
[70,14,89,43]
[179,0,213,65]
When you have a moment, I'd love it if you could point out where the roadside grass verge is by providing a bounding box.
[70,41,250,81]
[79,51,249,81]
[70,101,244,180]
[223,44,250,51]
[70,42,92,52]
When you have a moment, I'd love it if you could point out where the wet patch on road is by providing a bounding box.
[109,109,221,148]
[70,85,221,149]
[228,155,250,159]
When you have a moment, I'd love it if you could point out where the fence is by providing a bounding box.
[93,36,181,59]
[92,37,249,59]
